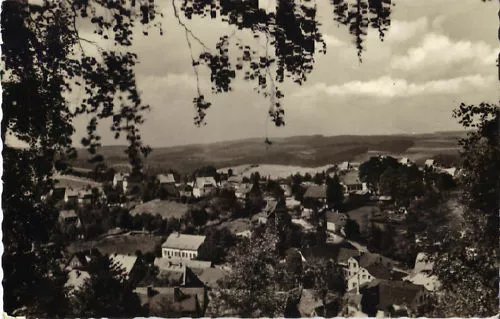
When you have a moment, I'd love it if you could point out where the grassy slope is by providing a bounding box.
[72,131,464,173]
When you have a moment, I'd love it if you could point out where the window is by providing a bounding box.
[362,275,366,279]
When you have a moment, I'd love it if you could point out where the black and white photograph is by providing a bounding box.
[1,0,498,317]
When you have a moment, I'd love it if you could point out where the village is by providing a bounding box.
[47,154,459,317]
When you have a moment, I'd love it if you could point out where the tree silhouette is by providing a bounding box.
[1,0,495,316]
[425,103,499,317]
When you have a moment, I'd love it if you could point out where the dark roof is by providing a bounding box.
[136,287,203,316]
[336,247,361,264]
[325,211,347,226]
[362,279,423,310]
[67,252,90,268]
[304,185,327,199]
[302,244,360,263]
[353,253,396,280]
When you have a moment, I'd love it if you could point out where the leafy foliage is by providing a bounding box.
[425,103,499,317]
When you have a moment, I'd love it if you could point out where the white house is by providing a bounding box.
[404,252,441,291]
[193,176,217,198]
[113,172,129,193]
[64,188,79,204]
[161,233,206,260]
[58,209,81,228]
[340,171,368,195]
[110,253,138,279]
[399,157,412,166]
[424,159,435,168]
[346,253,396,292]
[325,211,347,234]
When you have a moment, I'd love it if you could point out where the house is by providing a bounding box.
[134,286,207,317]
[110,253,139,279]
[64,188,79,205]
[235,183,253,199]
[227,175,243,187]
[346,253,399,291]
[338,161,352,171]
[404,253,441,291]
[340,171,368,194]
[157,173,176,185]
[65,252,91,271]
[58,209,81,228]
[78,189,93,205]
[325,211,348,234]
[162,233,206,260]
[65,269,90,295]
[424,159,435,168]
[50,187,66,202]
[280,184,293,197]
[113,172,129,193]
[399,157,412,166]
[178,184,193,198]
[440,167,457,177]
[252,199,278,224]
[359,279,427,317]
[193,177,217,198]
[303,184,327,202]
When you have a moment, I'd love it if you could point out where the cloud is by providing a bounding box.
[385,17,428,43]
[292,74,495,98]
[391,33,497,71]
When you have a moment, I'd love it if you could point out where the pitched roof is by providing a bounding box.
[340,170,362,186]
[353,253,395,280]
[227,175,243,183]
[195,176,217,188]
[362,279,423,310]
[158,173,176,184]
[110,254,138,276]
[196,267,226,289]
[304,184,327,199]
[65,189,79,197]
[263,199,278,216]
[135,287,202,316]
[59,209,77,219]
[339,161,351,171]
[65,269,90,292]
[236,183,253,194]
[114,172,129,181]
[325,211,347,226]
[162,233,206,251]
[336,247,361,264]
[424,159,435,166]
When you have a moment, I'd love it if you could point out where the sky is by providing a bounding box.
[51,0,500,147]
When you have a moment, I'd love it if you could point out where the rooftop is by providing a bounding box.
[304,184,327,199]
[195,176,217,188]
[340,170,362,185]
[110,254,138,275]
[325,211,348,226]
[59,209,77,219]
[158,173,176,184]
[162,233,206,251]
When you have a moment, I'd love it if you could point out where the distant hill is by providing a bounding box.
[72,131,465,173]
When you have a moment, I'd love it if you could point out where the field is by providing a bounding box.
[71,131,464,173]
[67,232,165,255]
[130,199,189,219]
